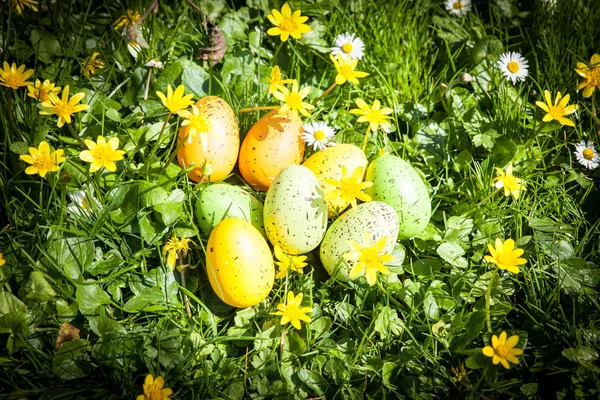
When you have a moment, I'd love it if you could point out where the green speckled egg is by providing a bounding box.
[320,201,399,281]
[196,183,265,236]
[365,155,431,240]
[263,165,328,255]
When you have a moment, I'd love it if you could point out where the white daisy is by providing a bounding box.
[445,0,472,17]
[67,187,101,217]
[497,52,529,85]
[331,33,365,61]
[574,140,600,170]
[302,121,336,151]
[145,58,164,69]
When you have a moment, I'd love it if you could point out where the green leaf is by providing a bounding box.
[52,339,92,380]
[88,249,123,276]
[562,346,599,364]
[46,236,95,279]
[223,382,245,400]
[24,271,57,303]
[285,330,307,356]
[299,19,329,53]
[106,183,140,225]
[105,108,121,122]
[139,182,169,207]
[88,316,127,339]
[153,202,183,226]
[491,136,517,167]
[180,59,211,98]
[382,362,398,389]
[310,316,332,340]
[470,35,503,65]
[554,258,600,294]
[9,141,29,155]
[437,241,468,268]
[405,258,442,279]
[75,284,111,316]
[0,311,30,353]
[138,213,167,245]
[374,306,404,340]
[56,299,78,323]
[30,29,62,63]
[298,369,326,395]
[0,290,28,316]
[156,62,184,92]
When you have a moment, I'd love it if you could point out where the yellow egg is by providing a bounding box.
[302,144,368,215]
[238,108,305,191]
[206,218,274,308]
[177,96,239,182]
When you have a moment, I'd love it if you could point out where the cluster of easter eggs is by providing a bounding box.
[176,96,431,308]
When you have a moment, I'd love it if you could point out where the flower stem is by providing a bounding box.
[67,123,86,147]
[238,106,279,113]
[592,92,597,120]
[271,41,285,66]
[144,68,153,100]
[361,125,372,151]
[177,254,192,321]
[312,82,337,106]
[485,267,499,333]
[150,112,172,157]
[165,133,189,167]
[6,93,21,138]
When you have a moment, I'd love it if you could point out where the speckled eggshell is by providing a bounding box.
[263,165,328,255]
[302,144,368,215]
[206,218,274,308]
[365,155,431,240]
[320,201,399,281]
[195,183,265,237]
[177,96,239,182]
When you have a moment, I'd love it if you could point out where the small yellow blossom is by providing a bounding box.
[349,98,393,133]
[156,85,195,116]
[575,54,600,98]
[484,238,527,274]
[113,9,141,30]
[179,104,213,147]
[136,374,173,400]
[272,80,314,119]
[344,232,395,286]
[82,52,104,77]
[162,236,193,271]
[267,65,294,94]
[267,3,312,42]
[40,85,89,128]
[11,0,38,15]
[324,166,372,211]
[271,291,312,330]
[27,79,61,102]
[19,141,66,178]
[274,245,307,278]
[0,252,5,266]
[535,90,578,127]
[492,163,525,200]
[0,62,34,90]
[329,54,369,85]
[79,136,126,173]
[482,331,524,369]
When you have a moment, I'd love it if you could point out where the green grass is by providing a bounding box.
[1,0,600,398]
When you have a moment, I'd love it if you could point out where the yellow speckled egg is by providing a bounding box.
[206,218,274,308]
[177,96,239,182]
[238,109,305,191]
[302,144,368,215]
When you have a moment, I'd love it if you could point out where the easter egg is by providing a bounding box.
[302,144,368,214]
[195,183,265,237]
[238,109,305,191]
[365,155,431,239]
[263,165,327,255]
[320,201,399,281]
[206,218,274,308]
[177,96,239,182]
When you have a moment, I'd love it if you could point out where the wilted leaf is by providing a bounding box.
[56,323,80,349]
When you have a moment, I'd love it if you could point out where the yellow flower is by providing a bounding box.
[484,238,527,274]
[267,65,294,94]
[344,232,395,286]
[450,363,472,383]
[82,52,104,77]
[324,166,372,211]
[156,85,195,116]
[349,98,393,133]
[27,79,61,102]
[40,85,89,128]
[79,136,126,173]
[271,291,312,330]
[136,374,173,400]
[329,54,369,85]
[19,141,65,178]
[162,236,193,271]
[113,9,141,30]
[267,3,312,42]
[11,0,38,15]
[575,54,600,98]
[179,104,213,147]
[272,80,314,118]
[0,62,34,90]
[492,163,525,200]
[482,331,524,369]
[535,90,578,127]
[274,245,307,279]
[0,252,5,266]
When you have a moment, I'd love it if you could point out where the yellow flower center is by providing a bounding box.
[31,153,59,172]
[284,92,303,109]
[53,100,76,120]
[496,344,509,358]
[282,303,303,321]
[80,196,91,210]
[314,130,326,141]
[189,114,211,133]
[90,143,116,165]
[583,148,595,160]
[342,43,353,53]
[281,17,298,33]
[358,246,381,267]
[453,1,463,9]
[507,61,520,73]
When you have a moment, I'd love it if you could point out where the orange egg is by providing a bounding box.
[238,108,305,191]
[177,96,239,182]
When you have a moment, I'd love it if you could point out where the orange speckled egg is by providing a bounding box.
[238,109,305,191]
[177,96,239,182]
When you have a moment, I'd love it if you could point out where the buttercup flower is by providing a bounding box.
[11,0,38,15]
[574,140,600,170]
[498,52,529,85]
[349,98,393,133]
[79,136,126,173]
[0,62,34,89]
[156,85,195,116]
[344,232,395,286]
[0,252,5,266]
[445,0,471,17]
[82,52,104,77]
[267,3,312,42]
[19,141,65,178]
[271,291,312,330]
[136,374,172,400]
[27,79,61,102]
[535,90,578,127]
[179,104,213,147]
[301,121,336,151]
[482,331,524,369]
[575,54,600,98]
[330,54,369,85]
[272,80,314,118]
[331,33,365,60]
[274,245,307,279]
[162,236,193,271]
[484,238,527,274]
[40,85,89,128]
[113,9,141,31]
[492,163,525,200]
[267,65,294,94]
[324,166,372,211]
